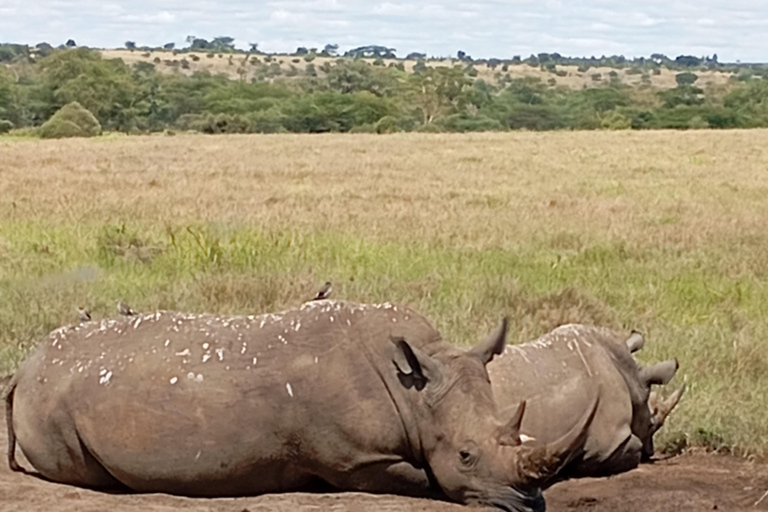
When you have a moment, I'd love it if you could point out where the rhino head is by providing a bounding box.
[626,333,686,461]
[394,319,595,511]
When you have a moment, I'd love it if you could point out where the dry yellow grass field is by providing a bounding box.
[101,49,734,90]
[1,131,767,456]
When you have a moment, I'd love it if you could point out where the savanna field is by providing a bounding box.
[1,130,767,458]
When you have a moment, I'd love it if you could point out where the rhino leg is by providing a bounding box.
[3,381,22,472]
[600,434,642,476]
[324,461,441,499]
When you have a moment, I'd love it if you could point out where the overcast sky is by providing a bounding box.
[0,0,765,62]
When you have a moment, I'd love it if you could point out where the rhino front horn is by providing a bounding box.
[652,383,686,434]
[510,389,600,489]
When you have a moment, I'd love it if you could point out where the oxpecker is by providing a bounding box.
[117,300,135,316]
[313,282,332,301]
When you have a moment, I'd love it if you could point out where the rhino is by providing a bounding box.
[4,301,595,512]
[488,324,684,484]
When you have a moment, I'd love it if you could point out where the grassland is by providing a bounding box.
[1,131,767,456]
[101,49,735,90]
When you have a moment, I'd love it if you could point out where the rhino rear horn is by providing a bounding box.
[652,384,686,433]
[499,400,526,446]
[511,391,599,489]
[469,317,508,365]
[625,330,645,353]
[640,359,679,386]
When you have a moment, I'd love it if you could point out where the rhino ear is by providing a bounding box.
[625,330,645,353]
[391,336,441,390]
[499,400,526,446]
[469,318,508,366]
[640,359,679,386]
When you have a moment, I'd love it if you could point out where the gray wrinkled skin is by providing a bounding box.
[5,301,548,512]
[489,324,682,485]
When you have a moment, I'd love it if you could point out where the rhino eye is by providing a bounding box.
[459,446,479,467]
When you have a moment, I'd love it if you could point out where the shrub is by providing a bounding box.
[153,57,161,63]
[349,123,376,133]
[415,123,444,133]
[375,116,400,134]
[0,119,13,134]
[592,73,602,81]
[39,102,101,139]
[600,111,631,130]
[676,72,698,86]
[190,54,200,62]
[465,65,478,77]
[206,53,214,59]
[303,53,316,63]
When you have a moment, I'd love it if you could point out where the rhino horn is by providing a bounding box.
[651,384,686,434]
[510,391,599,489]
[625,330,645,353]
[499,400,526,446]
[640,359,679,386]
[468,317,508,365]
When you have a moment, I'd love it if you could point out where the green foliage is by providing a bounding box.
[39,102,101,138]
[676,72,698,86]
[0,119,14,133]
[4,45,768,134]
[375,115,399,133]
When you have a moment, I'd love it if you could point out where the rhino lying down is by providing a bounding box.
[489,324,684,484]
[4,301,595,512]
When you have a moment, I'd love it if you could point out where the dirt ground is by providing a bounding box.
[0,401,766,512]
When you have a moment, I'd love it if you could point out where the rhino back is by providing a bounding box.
[12,300,440,494]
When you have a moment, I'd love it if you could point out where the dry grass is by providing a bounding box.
[1,131,768,456]
[101,49,734,90]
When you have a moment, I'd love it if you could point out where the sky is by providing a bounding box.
[0,0,766,62]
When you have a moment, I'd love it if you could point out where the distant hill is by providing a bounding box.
[100,49,735,91]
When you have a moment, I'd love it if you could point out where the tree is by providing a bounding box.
[125,41,137,50]
[164,42,175,50]
[249,43,259,53]
[65,39,77,47]
[675,72,698,87]
[406,52,426,60]
[322,44,338,57]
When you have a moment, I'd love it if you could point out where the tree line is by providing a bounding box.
[2,44,768,136]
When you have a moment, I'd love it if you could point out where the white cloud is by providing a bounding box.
[1,0,767,61]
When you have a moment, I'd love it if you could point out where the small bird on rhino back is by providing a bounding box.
[117,300,135,316]
[312,282,332,301]
[77,307,91,323]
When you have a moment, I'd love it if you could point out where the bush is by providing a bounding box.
[600,111,631,130]
[415,123,444,133]
[375,115,400,134]
[676,72,698,86]
[39,102,101,139]
[349,123,376,133]
[153,57,161,63]
[0,119,13,134]
[304,53,316,63]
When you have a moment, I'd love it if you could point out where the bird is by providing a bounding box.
[312,282,332,301]
[117,300,135,316]
[78,307,91,322]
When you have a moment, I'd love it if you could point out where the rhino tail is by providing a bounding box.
[2,377,23,473]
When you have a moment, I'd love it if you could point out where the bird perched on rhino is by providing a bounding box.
[117,300,135,316]
[77,307,91,323]
[312,282,332,301]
